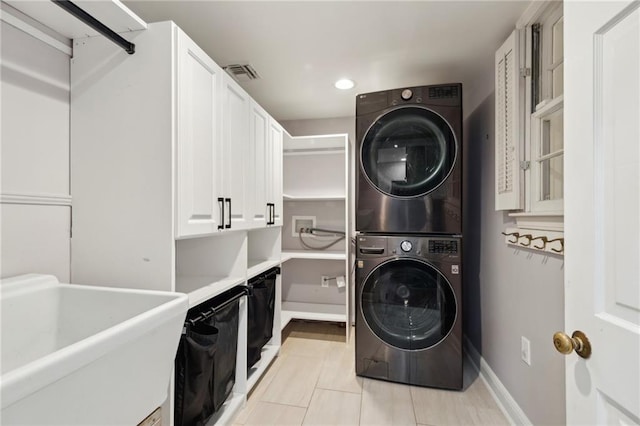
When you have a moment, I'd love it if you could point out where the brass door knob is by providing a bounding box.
[553,330,591,359]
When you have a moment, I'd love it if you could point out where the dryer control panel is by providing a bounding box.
[428,240,458,254]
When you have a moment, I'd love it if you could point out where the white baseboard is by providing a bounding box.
[464,336,532,426]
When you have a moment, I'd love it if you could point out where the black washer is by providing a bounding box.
[360,258,457,350]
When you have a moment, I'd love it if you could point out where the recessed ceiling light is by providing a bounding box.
[335,79,355,90]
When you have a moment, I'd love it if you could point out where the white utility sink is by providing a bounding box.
[0,274,188,425]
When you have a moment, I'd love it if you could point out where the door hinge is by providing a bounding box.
[520,160,530,170]
[520,67,531,78]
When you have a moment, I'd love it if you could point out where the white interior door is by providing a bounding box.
[564,1,640,424]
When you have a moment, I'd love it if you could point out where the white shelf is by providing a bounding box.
[247,344,280,392]
[283,194,346,201]
[283,133,347,152]
[176,275,247,307]
[281,302,347,329]
[281,250,346,262]
[281,131,350,342]
[205,392,245,426]
[247,259,281,279]
[283,149,345,157]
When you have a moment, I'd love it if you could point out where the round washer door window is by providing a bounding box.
[361,106,457,198]
[360,258,457,350]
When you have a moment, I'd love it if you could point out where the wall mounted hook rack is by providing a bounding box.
[502,227,564,255]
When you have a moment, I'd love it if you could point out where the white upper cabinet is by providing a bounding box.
[175,29,223,237]
[221,73,251,230]
[249,100,270,227]
[267,118,283,226]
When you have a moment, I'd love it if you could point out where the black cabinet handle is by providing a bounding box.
[271,203,276,224]
[225,198,231,229]
[266,203,274,225]
[218,198,224,230]
[266,203,271,225]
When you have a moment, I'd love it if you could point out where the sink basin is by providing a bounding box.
[1,274,188,425]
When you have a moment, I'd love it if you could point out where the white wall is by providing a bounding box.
[463,92,565,425]
[1,11,71,281]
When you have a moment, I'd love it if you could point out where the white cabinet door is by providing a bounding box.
[175,29,223,238]
[564,1,640,424]
[249,99,269,227]
[221,73,251,230]
[267,117,283,226]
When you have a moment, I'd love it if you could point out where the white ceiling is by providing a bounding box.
[120,1,533,121]
[122,1,530,121]
[13,0,531,121]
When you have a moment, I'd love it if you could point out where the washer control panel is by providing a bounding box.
[428,240,458,254]
[357,236,460,259]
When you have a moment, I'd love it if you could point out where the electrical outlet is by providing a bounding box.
[321,275,329,288]
[521,336,531,365]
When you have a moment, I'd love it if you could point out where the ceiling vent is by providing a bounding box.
[223,64,261,82]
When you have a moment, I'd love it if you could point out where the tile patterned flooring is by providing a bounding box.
[234,321,509,426]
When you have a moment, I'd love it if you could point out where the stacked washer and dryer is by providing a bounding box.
[355,84,464,390]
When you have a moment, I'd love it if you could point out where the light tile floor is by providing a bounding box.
[234,321,509,426]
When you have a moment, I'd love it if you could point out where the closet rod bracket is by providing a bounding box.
[51,0,136,54]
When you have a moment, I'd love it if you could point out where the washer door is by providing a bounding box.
[361,106,457,198]
[360,258,457,350]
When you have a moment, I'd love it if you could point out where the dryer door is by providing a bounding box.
[361,106,457,198]
[360,258,457,350]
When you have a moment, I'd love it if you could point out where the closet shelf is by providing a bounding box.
[281,302,347,329]
[283,133,348,151]
[283,149,345,156]
[283,194,345,201]
[247,259,281,279]
[281,250,346,262]
[176,274,247,307]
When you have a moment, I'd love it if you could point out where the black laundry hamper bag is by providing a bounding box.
[207,298,240,412]
[174,287,243,426]
[247,268,278,369]
[174,322,219,426]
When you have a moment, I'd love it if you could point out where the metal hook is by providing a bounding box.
[548,238,564,253]
[531,236,548,249]
[501,231,520,243]
[519,234,533,247]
